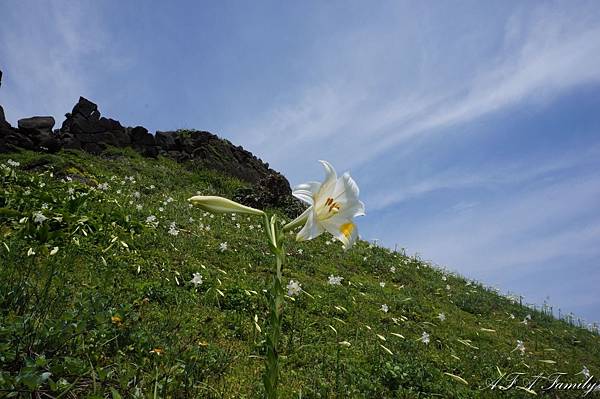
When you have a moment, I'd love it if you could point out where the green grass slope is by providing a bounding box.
[1,149,599,398]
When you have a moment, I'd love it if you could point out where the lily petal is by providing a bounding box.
[296,210,324,241]
[292,181,321,205]
[322,218,358,250]
[316,160,337,200]
[342,172,360,200]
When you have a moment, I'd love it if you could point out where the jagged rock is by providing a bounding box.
[0,129,35,152]
[58,97,132,151]
[155,131,176,150]
[0,105,7,128]
[130,126,159,157]
[234,172,305,217]
[17,116,60,152]
[131,126,155,146]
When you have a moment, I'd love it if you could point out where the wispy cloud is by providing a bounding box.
[230,3,600,176]
[366,142,600,211]
[0,2,124,124]
[389,170,600,274]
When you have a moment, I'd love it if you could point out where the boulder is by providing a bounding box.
[155,131,176,149]
[131,126,155,146]
[234,172,304,218]
[17,116,60,152]
[18,116,55,131]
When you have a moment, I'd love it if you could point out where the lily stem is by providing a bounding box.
[263,215,285,399]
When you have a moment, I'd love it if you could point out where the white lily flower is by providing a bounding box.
[188,195,265,216]
[286,279,302,297]
[288,160,365,250]
[582,366,590,379]
[190,273,203,287]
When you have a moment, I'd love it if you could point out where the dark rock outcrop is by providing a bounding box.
[0,92,295,210]
[18,116,55,131]
[234,172,306,217]
[17,116,60,153]
[60,97,131,153]
[0,70,10,131]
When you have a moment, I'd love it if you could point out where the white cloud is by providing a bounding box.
[390,171,600,275]
[230,3,600,175]
[366,142,600,211]
[0,1,124,124]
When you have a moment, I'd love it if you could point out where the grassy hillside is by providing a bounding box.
[1,149,599,398]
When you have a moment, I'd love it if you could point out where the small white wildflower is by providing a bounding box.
[287,279,302,297]
[116,189,122,194]
[236,223,240,229]
[446,284,451,290]
[219,242,228,252]
[150,184,155,189]
[166,197,174,203]
[438,313,446,321]
[390,266,396,273]
[136,204,143,211]
[515,340,525,354]
[168,222,179,236]
[33,212,47,224]
[297,248,303,255]
[380,282,385,288]
[97,183,109,191]
[146,215,157,223]
[328,275,344,286]
[442,275,447,281]
[582,366,590,379]
[158,207,164,212]
[41,203,49,210]
[381,304,389,313]
[7,159,20,167]
[24,189,31,196]
[205,225,211,231]
[133,191,141,199]
[67,187,75,195]
[189,217,195,223]
[190,273,203,287]
[421,332,430,344]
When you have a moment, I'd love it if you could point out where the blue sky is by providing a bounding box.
[1,1,599,322]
